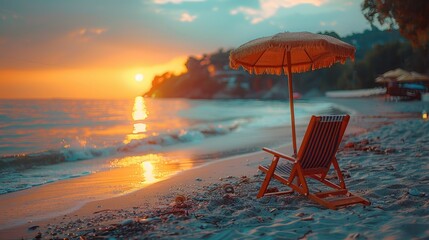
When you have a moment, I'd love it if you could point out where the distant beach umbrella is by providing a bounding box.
[375,76,393,83]
[375,68,411,84]
[230,32,355,155]
[381,68,410,79]
[397,71,429,82]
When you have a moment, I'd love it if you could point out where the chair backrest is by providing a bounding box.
[297,115,350,170]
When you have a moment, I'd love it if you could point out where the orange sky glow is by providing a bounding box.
[0,0,371,99]
[0,56,187,99]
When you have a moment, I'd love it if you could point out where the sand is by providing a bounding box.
[1,97,428,239]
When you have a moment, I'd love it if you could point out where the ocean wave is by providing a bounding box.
[0,169,92,194]
[0,121,243,171]
[117,121,241,152]
[0,103,348,172]
[0,148,111,171]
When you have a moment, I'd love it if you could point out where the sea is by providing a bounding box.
[0,97,347,195]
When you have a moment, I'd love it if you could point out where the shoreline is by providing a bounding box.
[1,97,428,239]
[0,124,310,232]
[0,143,291,239]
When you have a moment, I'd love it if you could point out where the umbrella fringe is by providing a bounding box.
[231,41,355,61]
[230,57,352,76]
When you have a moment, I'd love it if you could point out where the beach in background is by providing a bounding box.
[1,96,428,239]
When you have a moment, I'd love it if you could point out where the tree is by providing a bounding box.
[362,0,429,48]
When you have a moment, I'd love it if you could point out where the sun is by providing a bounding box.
[135,73,144,82]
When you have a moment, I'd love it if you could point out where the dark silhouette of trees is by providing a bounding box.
[362,0,429,48]
[144,28,428,99]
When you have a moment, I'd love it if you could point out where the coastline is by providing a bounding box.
[1,96,428,239]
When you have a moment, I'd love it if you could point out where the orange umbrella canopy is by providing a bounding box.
[229,32,355,75]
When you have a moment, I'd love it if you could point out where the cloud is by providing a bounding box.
[231,0,328,24]
[0,10,19,21]
[320,21,337,27]
[153,0,205,4]
[180,12,197,22]
[70,28,107,41]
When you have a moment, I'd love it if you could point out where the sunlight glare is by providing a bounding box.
[124,96,149,144]
[133,123,147,134]
[109,154,195,188]
[135,73,144,82]
[132,96,148,121]
[142,161,156,183]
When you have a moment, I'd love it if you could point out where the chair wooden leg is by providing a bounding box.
[332,157,346,189]
[257,156,280,198]
[296,166,309,195]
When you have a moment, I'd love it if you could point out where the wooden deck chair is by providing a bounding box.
[257,115,370,210]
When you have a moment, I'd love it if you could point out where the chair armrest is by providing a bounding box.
[262,147,297,163]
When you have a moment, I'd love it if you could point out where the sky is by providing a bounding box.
[0,0,372,99]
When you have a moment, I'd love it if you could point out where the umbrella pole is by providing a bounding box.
[286,51,297,156]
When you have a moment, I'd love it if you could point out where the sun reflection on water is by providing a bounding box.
[124,96,149,144]
[133,123,147,134]
[142,161,156,183]
[110,154,194,186]
[132,96,148,121]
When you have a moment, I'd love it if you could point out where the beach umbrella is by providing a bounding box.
[375,76,392,83]
[229,32,355,155]
[375,68,411,84]
[381,68,410,79]
[397,71,429,82]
